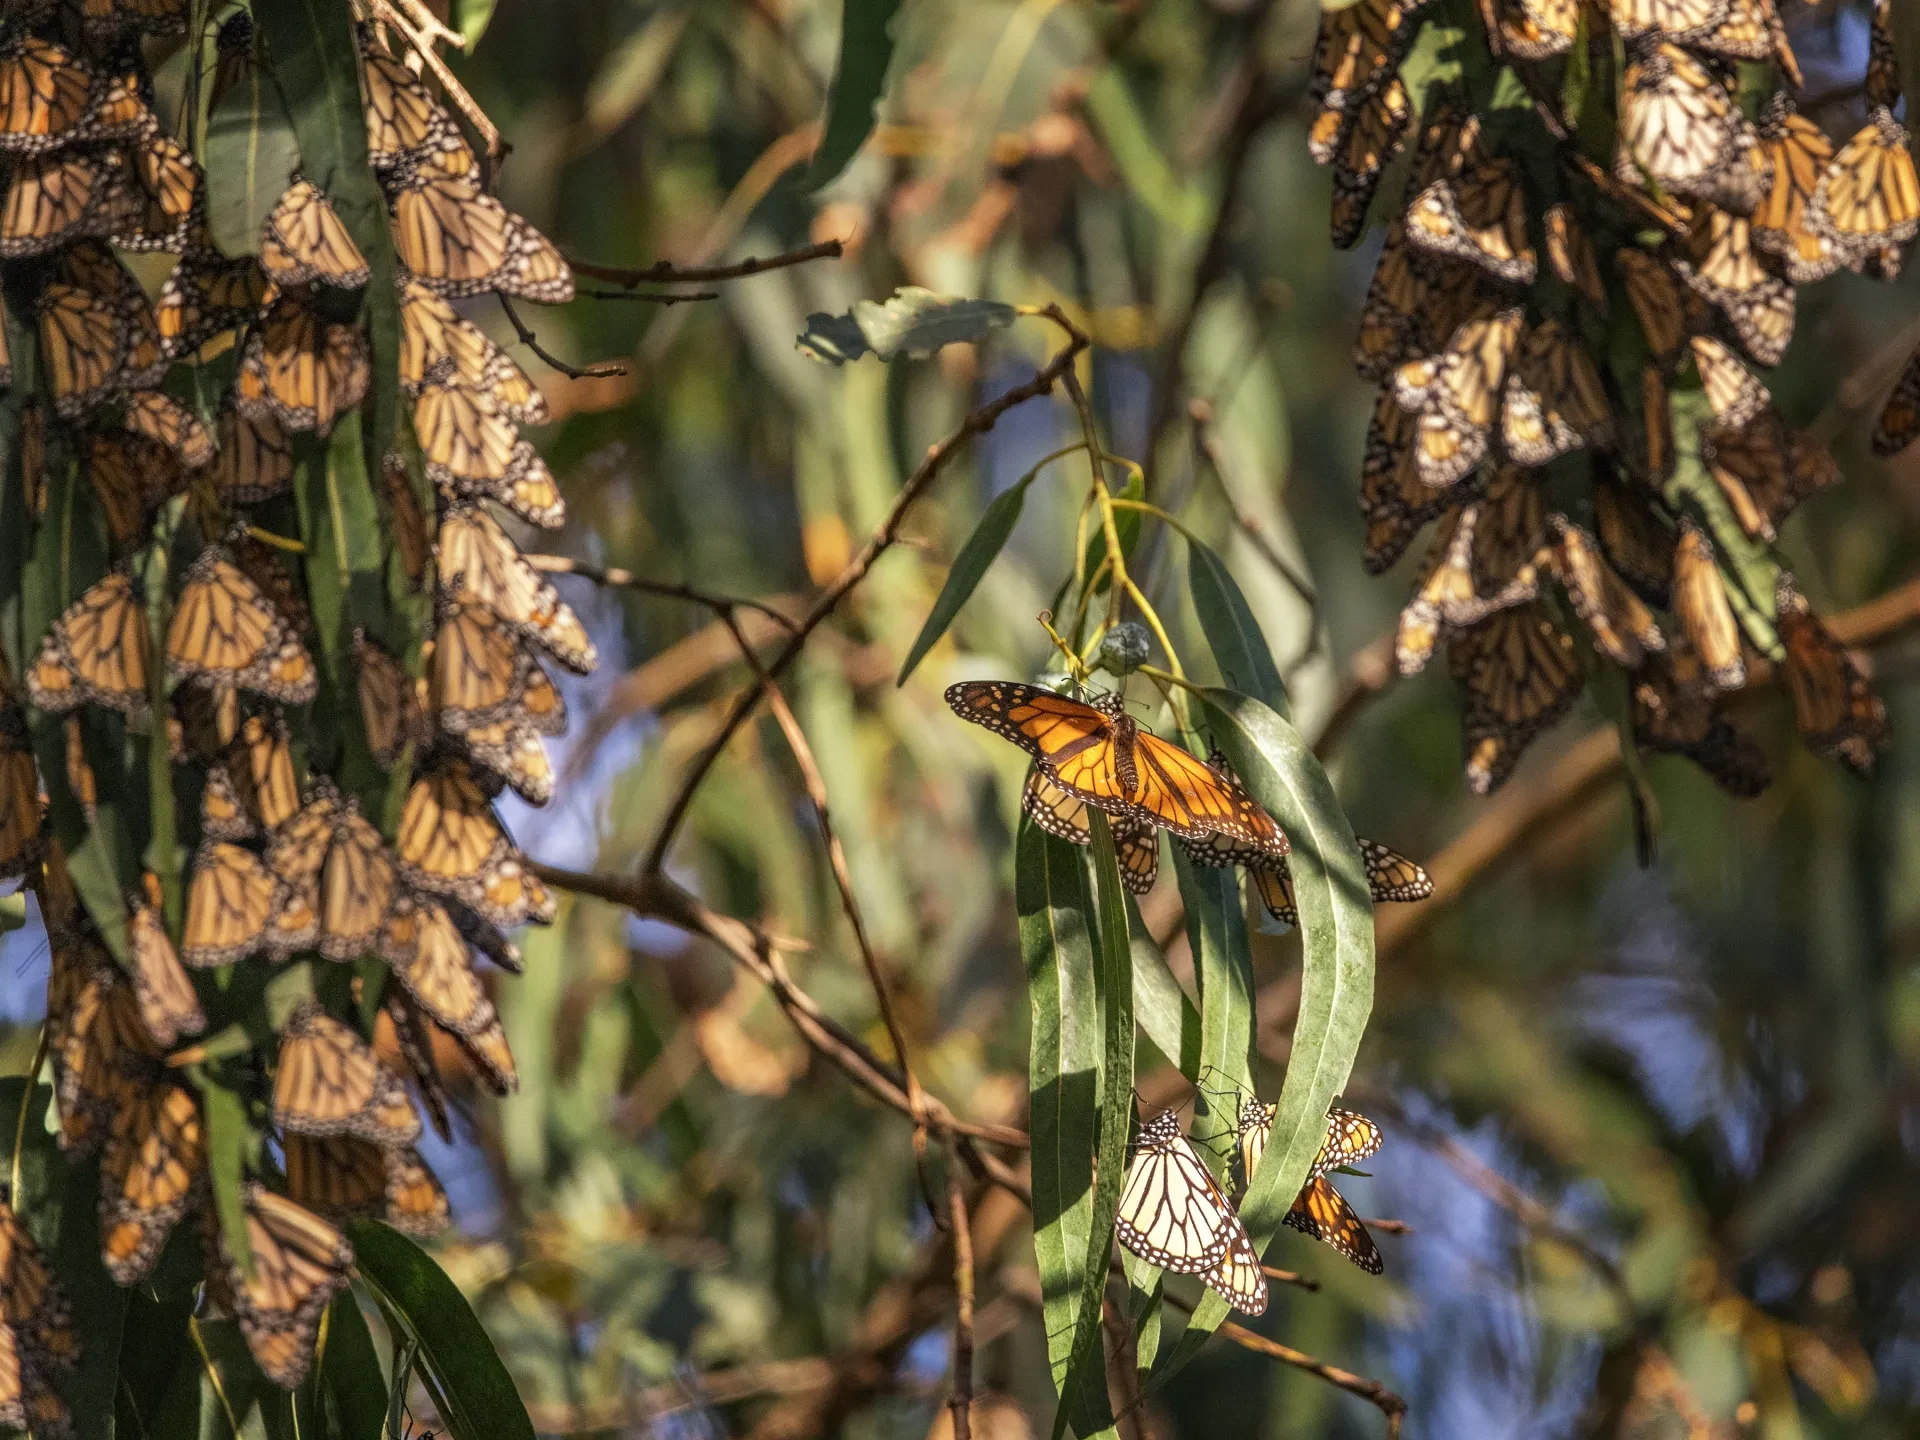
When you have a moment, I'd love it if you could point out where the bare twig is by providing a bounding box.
[947,1154,976,1440]
[1262,1264,1321,1293]
[580,288,721,305]
[1217,1323,1407,1437]
[1187,397,1317,604]
[522,555,799,634]
[1362,1217,1413,1236]
[529,863,1033,1201]
[637,309,1090,875]
[570,239,846,287]
[497,294,628,380]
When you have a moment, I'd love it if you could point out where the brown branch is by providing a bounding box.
[570,239,846,287]
[497,294,627,380]
[1262,1264,1321,1293]
[1217,1323,1407,1437]
[947,1154,976,1440]
[580,288,720,305]
[1361,1217,1413,1236]
[521,555,800,634]
[529,863,1033,1200]
[525,1358,838,1433]
[637,308,1091,875]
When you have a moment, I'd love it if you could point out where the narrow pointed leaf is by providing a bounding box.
[899,476,1034,684]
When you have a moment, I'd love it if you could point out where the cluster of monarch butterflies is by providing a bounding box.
[1317,0,1896,794]
[945,681,1435,922]
[0,0,595,1412]
[1114,1101,1387,1316]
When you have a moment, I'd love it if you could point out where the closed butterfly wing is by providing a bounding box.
[0,40,94,153]
[1671,521,1746,691]
[1868,0,1900,108]
[1020,766,1160,893]
[127,885,204,1047]
[1405,158,1537,283]
[1633,640,1771,795]
[1671,206,1794,366]
[1775,576,1887,775]
[1201,1225,1269,1316]
[1704,410,1839,538]
[212,404,294,504]
[1502,318,1613,467]
[1806,107,1920,277]
[1875,343,1920,457]
[235,291,370,437]
[0,147,143,258]
[1115,1109,1240,1274]
[1286,1176,1384,1274]
[396,760,551,929]
[1450,602,1583,793]
[272,1001,420,1146]
[0,717,41,882]
[1499,0,1578,56]
[1545,204,1606,307]
[203,1187,353,1389]
[319,805,396,961]
[1328,76,1412,250]
[97,1077,202,1285]
[0,1199,78,1376]
[390,167,574,303]
[1690,336,1770,430]
[1614,43,1764,215]
[182,842,275,966]
[258,178,369,289]
[1750,94,1838,282]
[436,503,598,672]
[27,571,150,716]
[1361,389,1474,573]
[1593,467,1675,607]
[1359,840,1433,903]
[1547,516,1665,669]
[1393,306,1524,488]
[167,549,317,704]
[1618,249,1705,370]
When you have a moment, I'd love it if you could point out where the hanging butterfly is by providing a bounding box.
[389,162,575,303]
[1497,0,1577,57]
[1748,94,1837,284]
[1450,601,1583,793]
[283,1133,449,1238]
[1360,387,1481,575]
[1614,42,1765,216]
[413,373,565,527]
[39,241,167,415]
[1544,204,1606,309]
[1774,575,1887,776]
[26,570,150,717]
[1805,107,1920,280]
[1501,318,1613,467]
[361,43,468,174]
[1670,520,1746,692]
[1632,638,1770,796]
[1392,305,1525,489]
[166,547,318,704]
[1115,1106,1266,1316]
[380,896,517,1096]
[126,877,204,1048]
[235,290,371,437]
[259,178,370,289]
[1689,335,1770,430]
[1404,158,1538,284]
[1328,75,1413,250]
[0,39,95,154]
[435,502,599,673]
[1236,1101,1386,1274]
[1617,249,1706,371]
[1703,409,1839,539]
[0,1201,78,1440]
[1592,463,1674,608]
[1022,764,1160,892]
[945,682,1289,853]
[1545,516,1666,670]
[156,242,270,359]
[1394,495,1545,676]
[399,278,548,423]
[395,759,554,929]
[1867,0,1900,110]
[181,841,280,967]
[0,709,40,883]
[1669,205,1795,367]
[272,1001,421,1147]
[201,1186,353,1389]
[97,1074,203,1285]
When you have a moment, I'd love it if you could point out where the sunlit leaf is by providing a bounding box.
[899,473,1036,684]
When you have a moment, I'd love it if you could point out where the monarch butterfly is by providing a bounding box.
[1497,0,1577,56]
[165,548,315,704]
[156,244,269,359]
[1671,521,1745,692]
[1394,499,1544,675]
[1502,318,1613,467]
[1328,76,1412,250]
[0,715,39,882]
[413,376,566,528]
[236,291,371,437]
[0,39,94,153]
[27,570,150,716]
[430,588,568,739]
[361,45,460,172]
[435,502,600,673]
[283,1133,448,1238]
[1355,223,1433,382]
[1360,387,1476,574]
[354,630,428,770]
[39,278,142,416]
[396,760,554,929]
[1775,576,1887,776]
[1704,411,1839,539]
[128,881,205,1047]
[1238,1102,1386,1274]
[1547,516,1666,669]
[1617,249,1705,371]
[208,402,294,505]
[0,146,143,257]
[1632,639,1770,796]
[1682,0,1779,63]
[1405,159,1537,283]
[319,803,396,961]
[202,1186,353,1390]
[1874,345,1920,457]
[1021,764,1160,892]
[122,389,214,469]
[83,430,177,554]
[1592,466,1674,607]
[1689,335,1770,430]
[381,896,517,1094]
[259,178,370,289]
[266,783,341,888]
[119,132,198,250]
[379,993,453,1141]
[1451,602,1583,793]
[1748,95,1837,284]
[1307,0,1429,159]
[399,278,548,423]
[945,682,1289,852]
[1544,205,1606,309]
[1115,1108,1249,1279]
[97,1075,202,1285]
[390,165,575,303]
[1244,840,1436,928]
[1393,305,1524,489]
[1602,0,1722,43]
[1805,107,1920,278]
[1670,206,1794,367]
[382,454,433,588]
[0,1202,77,1439]
[1868,0,1900,110]
[273,1001,421,1146]
[228,714,302,835]
[181,841,278,966]
[53,965,160,1154]
[79,0,191,37]
[1614,43,1764,216]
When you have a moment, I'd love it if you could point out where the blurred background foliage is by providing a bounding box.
[11,0,1920,1434]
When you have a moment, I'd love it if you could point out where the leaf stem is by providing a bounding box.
[8,1022,47,1205]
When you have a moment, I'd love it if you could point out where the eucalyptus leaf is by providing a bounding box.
[202,59,300,257]
[1127,891,1200,1073]
[798,288,1017,365]
[898,474,1035,684]
[321,1291,390,1440]
[1187,537,1287,712]
[801,0,903,190]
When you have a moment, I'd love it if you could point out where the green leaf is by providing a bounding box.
[202,1078,254,1277]
[138,521,182,931]
[797,288,1017,365]
[585,7,691,139]
[1187,538,1286,712]
[0,1080,130,1440]
[448,0,497,48]
[1150,690,1374,1384]
[1665,389,1782,660]
[898,476,1035,684]
[1050,811,1133,1440]
[320,1293,390,1440]
[349,1222,539,1440]
[1126,892,1200,1073]
[201,56,300,256]
[148,1317,286,1440]
[1080,68,1208,233]
[0,891,25,933]
[801,0,903,190]
[1172,845,1255,1144]
[1016,818,1104,1423]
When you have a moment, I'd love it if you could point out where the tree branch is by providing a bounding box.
[497,294,627,380]
[947,1155,976,1440]
[522,555,799,633]
[569,239,846,287]
[1217,1323,1407,1437]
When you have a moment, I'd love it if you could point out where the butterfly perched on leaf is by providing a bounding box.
[0,39,96,154]
[26,570,150,717]
[396,759,554,929]
[380,896,517,1097]
[201,1186,353,1389]
[1775,576,1887,776]
[1116,1108,1267,1314]
[97,1073,203,1285]
[1021,764,1160,892]
[389,162,575,303]
[945,681,1289,854]
[1392,305,1524,488]
[259,178,370,289]
[1237,1101,1386,1274]
[1405,158,1537,284]
[1546,516,1666,670]
[39,240,167,415]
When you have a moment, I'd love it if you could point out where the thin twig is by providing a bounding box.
[1362,1217,1413,1236]
[497,294,627,380]
[1186,397,1317,604]
[528,862,1033,1202]
[369,0,503,163]
[719,608,930,1134]
[581,288,720,305]
[1217,1323,1407,1437]
[570,239,846,287]
[947,1153,976,1440]
[1313,632,1396,759]
[1262,1264,1321,1293]
[637,308,1090,876]
[521,555,800,633]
